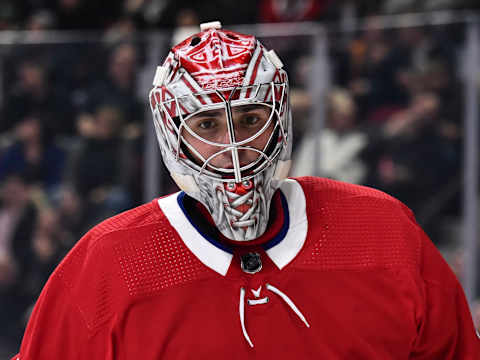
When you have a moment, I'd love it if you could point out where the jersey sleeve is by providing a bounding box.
[13,274,87,359]
[12,232,116,360]
[410,227,480,359]
[11,201,162,360]
[13,264,115,360]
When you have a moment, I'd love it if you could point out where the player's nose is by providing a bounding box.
[216,125,247,144]
[218,128,231,144]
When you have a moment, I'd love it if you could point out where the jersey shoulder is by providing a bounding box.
[293,176,408,207]
[292,177,421,271]
[293,176,414,219]
[57,199,168,278]
[46,196,211,331]
[86,198,166,241]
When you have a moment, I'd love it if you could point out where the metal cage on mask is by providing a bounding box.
[150,81,289,184]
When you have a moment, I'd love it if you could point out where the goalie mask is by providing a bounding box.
[149,21,292,241]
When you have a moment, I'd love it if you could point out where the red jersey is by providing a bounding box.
[13,177,480,359]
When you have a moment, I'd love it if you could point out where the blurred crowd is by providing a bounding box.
[0,0,480,357]
[0,0,479,32]
[0,39,145,355]
[291,22,464,240]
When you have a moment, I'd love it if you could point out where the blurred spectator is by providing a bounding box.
[289,87,312,144]
[24,208,70,301]
[171,8,200,47]
[363,91,459,216]
[0,116,66,195]
[473,299,480,333]
[64,104,135,229]
[292,88,368,184]
[103,16,138,44]
[85,42,143,124]
[52,0,120,30]
[0,173,38,347]
[342,19,410,122]
[382,0,478,13]
[124,0,171,28]
[2,60,74,134]
[55,186,88,241]
[364,26,458,123]
[153,0,258,29]
[0,1,21,30]
[2,8,102,131]
[25,9,56,31]
[258,0,331,22]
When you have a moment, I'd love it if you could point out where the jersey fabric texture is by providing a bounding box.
[13,177,480,359]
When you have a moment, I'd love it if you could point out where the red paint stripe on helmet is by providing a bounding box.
[245,50,263,99]
[182,77,207,105]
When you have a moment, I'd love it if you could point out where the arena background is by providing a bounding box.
[0,0,479,357]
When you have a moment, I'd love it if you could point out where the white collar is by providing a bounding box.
[157,179,308,276]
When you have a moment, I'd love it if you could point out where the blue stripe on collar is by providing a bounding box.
[177,192,233,254]
[263,191,290,250]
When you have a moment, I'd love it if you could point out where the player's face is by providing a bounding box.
[182,104,274,170]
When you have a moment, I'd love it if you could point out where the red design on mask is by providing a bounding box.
[172,29,256,91]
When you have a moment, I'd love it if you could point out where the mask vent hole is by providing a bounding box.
[190,37,201,46]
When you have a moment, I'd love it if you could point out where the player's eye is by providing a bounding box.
[241,114,262,127]
[196,119,217,130]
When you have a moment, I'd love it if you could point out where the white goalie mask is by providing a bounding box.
[149,21,292,241]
